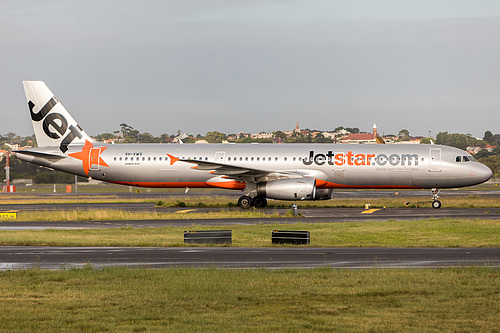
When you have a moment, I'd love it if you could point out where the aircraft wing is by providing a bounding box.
[177,157,326,183]
[180,158,270,182]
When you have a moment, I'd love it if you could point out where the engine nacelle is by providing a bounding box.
[314,188,333,200]
[257,178,317,201]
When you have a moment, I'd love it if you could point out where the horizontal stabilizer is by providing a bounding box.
[13,149,66,160]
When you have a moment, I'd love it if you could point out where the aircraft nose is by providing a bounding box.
[478,163,493,183]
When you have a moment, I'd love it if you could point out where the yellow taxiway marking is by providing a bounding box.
[0,212,17,218]
[361,209,380,214]
[175,209,198,214]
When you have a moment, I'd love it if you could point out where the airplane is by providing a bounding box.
[14,81,493,209]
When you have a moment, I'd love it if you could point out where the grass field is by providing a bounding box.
[6,208,283,222]
[1,219,499,247]
[0,267,498,332]
[2,192,500,208]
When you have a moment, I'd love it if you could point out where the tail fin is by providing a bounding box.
[23,81,93,152]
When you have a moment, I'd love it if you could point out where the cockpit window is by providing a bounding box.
[470,155,477,162]
[463,156,470,162]
[456,156,462,162]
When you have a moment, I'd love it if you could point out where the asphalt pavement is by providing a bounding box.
[1,246,498,270]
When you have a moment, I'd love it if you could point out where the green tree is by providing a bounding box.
[236,136,254,143]
[138,132,160,143]
[398,129,410,138]
[204,131,227,143]
[345,127,359,134]
[420,137,433,144]
[119,123,134,137]
[483,130,493,143]
[312,133,333,143]
[435,132,468,150]
[96,133,116,141]
[478,155,500,178]
[272,131,287,141]
[490,134,500,145]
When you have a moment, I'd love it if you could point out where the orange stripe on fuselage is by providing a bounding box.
[108,180,246,190]
[314,179,422,190]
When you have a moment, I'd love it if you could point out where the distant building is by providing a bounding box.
[397,137,423,144]
[4,143,19,150]
[251,132,273,139]
[467,144,496,154]
[340,124,377,144]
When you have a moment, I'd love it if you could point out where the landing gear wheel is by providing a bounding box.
[238,196,252,209]
[252,196,267,209]
[432,200,442,209]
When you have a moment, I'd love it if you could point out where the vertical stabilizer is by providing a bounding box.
[23,81,93,152]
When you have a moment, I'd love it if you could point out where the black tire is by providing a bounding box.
[432,200,442,209]
[252,196,267,209]
[238,196,252,209]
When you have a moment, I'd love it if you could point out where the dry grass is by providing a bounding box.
[0,267,498,332]
[2,194,500,208]
[2,208,280,222]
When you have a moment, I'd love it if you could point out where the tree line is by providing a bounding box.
[2,128,500,182]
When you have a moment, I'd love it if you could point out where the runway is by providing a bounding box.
[0,246,498,270]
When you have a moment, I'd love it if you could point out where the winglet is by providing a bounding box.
[167,154,180,165]
[375,135,385,144]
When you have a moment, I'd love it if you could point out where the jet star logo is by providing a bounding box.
[69,140,109,175]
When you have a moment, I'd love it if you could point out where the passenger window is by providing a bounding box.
[159,157,162,161]
[275,157,278,161]
[256,157,260,161]
[251,157,254,161]
[293,157,296,161]
[125,157,128,161]
[245,157,248,161]
[136,157,140,161]
[114,157,116,161]
[456,156,461,162]
[148,157,151,161]
[240,157,242,161]
[284,157,287,161]
[153,157,157,161]
[119,157,122,161]
[228,157,231,161]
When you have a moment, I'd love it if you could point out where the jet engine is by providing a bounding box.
[256,178,333,201]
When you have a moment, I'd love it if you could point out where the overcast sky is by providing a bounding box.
[2,0,500,138]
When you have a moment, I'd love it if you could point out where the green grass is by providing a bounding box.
[1,219,499,247]
[0,267,498,332]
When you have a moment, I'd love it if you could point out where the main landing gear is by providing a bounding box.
[238,195,267,209]
[431,188,441,209]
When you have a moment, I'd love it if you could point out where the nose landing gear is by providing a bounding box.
[431,188,441,209]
